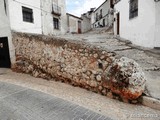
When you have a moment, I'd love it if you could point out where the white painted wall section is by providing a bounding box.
[67,14,82,33]
[81,15,91,33]
[114,0,156,48]
[8,0,42,34]
[155,2,160,47]
[0,0,15,64]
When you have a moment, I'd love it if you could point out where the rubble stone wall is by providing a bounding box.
[12,32,146,102]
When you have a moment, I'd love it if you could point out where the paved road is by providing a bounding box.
[0,82,111,120]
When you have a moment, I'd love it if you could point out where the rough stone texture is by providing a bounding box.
[0,70,160,120]
[12,32,146,101]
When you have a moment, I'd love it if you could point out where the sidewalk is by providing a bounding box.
[0,69,160,120]
[0,81,109,120]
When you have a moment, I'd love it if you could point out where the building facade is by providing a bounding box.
[0,0,67,68]
[67,13,82,34]
[113,0,160,48]
[0,0,67,35]
[81,8,95,33]
[41,0,67,35]
[92,0,114,28]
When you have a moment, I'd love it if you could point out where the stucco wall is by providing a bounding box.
[81,15,91,33]
[7,0,42,34]
[41,0,67,35]
[155,2,160,48]
[67,15,81,33]
[0,0,15,64]
[114,0,156,48]
[12,32,146,102]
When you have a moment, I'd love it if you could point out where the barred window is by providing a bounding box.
[53,17,59,30]
[129,0,138,19]
[22,6,33,23]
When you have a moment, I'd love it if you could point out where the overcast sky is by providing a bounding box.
[66,0,105,17]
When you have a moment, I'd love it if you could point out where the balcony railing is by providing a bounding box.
[52,4,61,16]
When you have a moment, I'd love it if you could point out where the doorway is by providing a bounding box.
[0,37,11,68]
[117,12,120,35]
[78,21,81,34]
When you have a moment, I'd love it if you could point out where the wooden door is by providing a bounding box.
[0,37,11,68]
[78,21,81,34]
[117,12,120,35]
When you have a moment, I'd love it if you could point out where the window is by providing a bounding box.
[100,9,102,19]
[96,13,98,21]
[53,17,59,29]
[22,6,33,23]
[129,0,138,19]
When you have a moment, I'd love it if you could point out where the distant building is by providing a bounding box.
[113,0,160,48]
[0,0,67,68]
[81,8,95,33]
[66,13,82,34]
[81,0,114,32]
[92,0,114,28]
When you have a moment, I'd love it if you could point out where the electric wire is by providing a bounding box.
[12,0,53,14]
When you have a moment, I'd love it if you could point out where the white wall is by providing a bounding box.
[0,0,15,64]
[8,0,42,34]
[41,0,67,35]
[81,15,91,33]
[154,2,160,48]
[67,15,82,33]
[114,0,156,48]
[58,0,68,34]
[91,13,95,28]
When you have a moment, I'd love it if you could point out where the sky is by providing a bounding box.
[66,0,105,17]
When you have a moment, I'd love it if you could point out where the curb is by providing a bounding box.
[142,96,160,110]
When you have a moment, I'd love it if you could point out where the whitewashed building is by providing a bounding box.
[113,0,160,48]
[81,8,95,33]
[0,0,67,35]
[0,0,67,68]
[92,0,114,28]
[41,0,67,35]
[66,13,82,34]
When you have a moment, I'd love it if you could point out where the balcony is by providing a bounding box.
[52,4,61,16]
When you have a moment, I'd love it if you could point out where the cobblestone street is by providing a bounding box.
[0,69,160,120]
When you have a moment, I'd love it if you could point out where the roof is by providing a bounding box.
[66,13,83,20]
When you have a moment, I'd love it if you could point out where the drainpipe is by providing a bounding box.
[3,0,7,15]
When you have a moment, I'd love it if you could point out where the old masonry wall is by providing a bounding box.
[12,32,146,102]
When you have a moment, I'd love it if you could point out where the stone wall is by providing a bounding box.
[12,32,146,103]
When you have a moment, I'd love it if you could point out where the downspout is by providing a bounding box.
[4,0,7,15]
